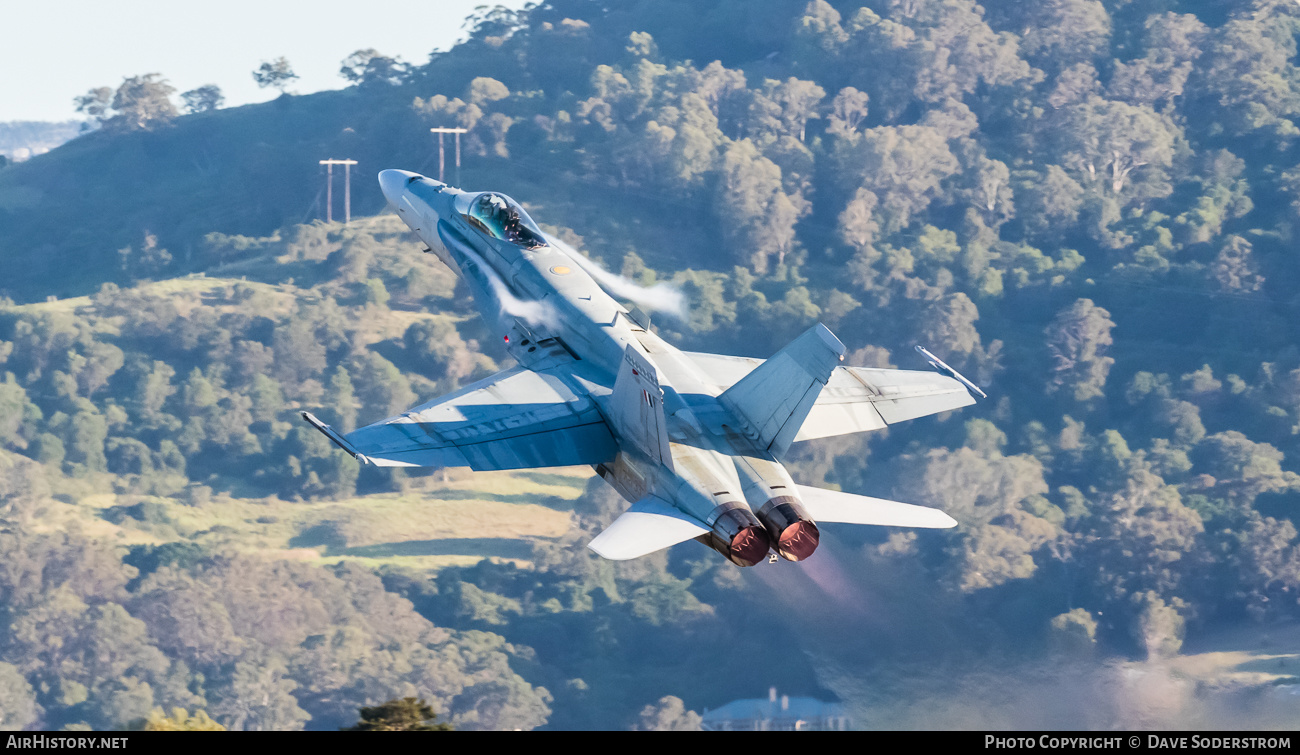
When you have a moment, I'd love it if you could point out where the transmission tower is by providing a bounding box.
[319,159,358,224]
[429,128,468,185]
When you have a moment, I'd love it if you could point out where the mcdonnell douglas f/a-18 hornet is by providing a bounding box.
[302,169,987,567]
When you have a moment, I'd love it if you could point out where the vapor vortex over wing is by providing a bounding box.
[544,233,689,319]
[439,221,560,329]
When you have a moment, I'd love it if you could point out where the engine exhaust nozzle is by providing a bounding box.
[757,496,820,561]
[707,504,771,567]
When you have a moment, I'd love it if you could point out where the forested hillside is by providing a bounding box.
[3,0,1300,730]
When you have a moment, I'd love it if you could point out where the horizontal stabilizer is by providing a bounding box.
[587,496,710,560]
[796,484,957,529]
[684,352,976,443]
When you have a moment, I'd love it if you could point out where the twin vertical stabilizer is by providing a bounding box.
[607,345,673,468]
[720,323,846,456]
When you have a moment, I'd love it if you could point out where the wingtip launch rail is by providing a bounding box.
[915,345,988,399]
[301,411,371,466]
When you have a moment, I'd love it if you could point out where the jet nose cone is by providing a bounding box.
[378,169,420,206]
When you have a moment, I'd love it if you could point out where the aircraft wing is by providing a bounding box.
[683,352,975,442]
[306,366,619,470]
[587,496,710,560]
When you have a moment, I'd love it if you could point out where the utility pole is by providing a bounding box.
[319,159,358,224]
[429,128,468,185]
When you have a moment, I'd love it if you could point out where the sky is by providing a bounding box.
[1,0,530,122]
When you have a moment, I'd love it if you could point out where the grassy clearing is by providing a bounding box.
[1169,650,1300,688]
[1173,622,1300,689]
[51,467,593,576]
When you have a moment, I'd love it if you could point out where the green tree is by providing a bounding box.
[1192,16,1300,137]
[919,293,985,366]
[1079,469,1204,605]
[249,373,285,424]
[78,342,124,397]
[181,368,218,416]
[0,662,38,730]
[69,405,109,473]
[1133,592,1186,660]
[1055,97,1178,200]
[832,124,959,235]
[272,319,327,386]
[1192,432,1299,511]
[117,230,173,279]
[352,353,417,418]
[1049,609,1099,655]
[106,74,178,132]
[345,697,452,731]
[33,432,65,467]
[141,707,226,731]
[74,87,113,125]
[253,57,298,94]
[1107,14,1206,109]
[339,49,410,87]
[1019,0,1112,69]
[467,77,510,107]
[208,655,310,731]
[0,375,41,451]
[136,360,178,428]
[403,319,476,386]
[630,695,702,731]
[1231,516,1300,620]
[716,139,803,273]
[826,86,869,137]
[1015,166,1085,242]
[748,77,825,143]
[180,85,224,114]
[322,367,357,432]
[1211,235,1264,293]
[1044,299,1115,401]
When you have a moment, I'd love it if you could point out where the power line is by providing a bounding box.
[300,185,324,226]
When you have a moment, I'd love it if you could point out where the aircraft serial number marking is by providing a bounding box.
[437,403,577,441]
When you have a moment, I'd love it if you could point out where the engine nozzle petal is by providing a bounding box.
[757,496,821,561]
[708,503,772,567]
[777,519,820,561]
[729,525,772,566]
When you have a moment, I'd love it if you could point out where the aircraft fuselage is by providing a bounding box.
[379,169,814,565]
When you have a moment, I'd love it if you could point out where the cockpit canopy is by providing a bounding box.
[464,193,548,249]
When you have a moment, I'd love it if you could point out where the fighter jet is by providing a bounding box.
[301,169,985,566]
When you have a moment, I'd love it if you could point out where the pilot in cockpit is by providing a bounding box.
[467,193,548,249]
